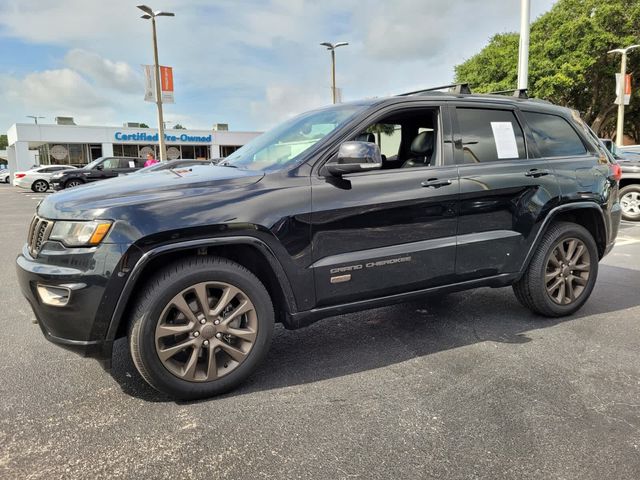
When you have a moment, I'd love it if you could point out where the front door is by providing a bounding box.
[309,105,459,306]
[451,104,562,279]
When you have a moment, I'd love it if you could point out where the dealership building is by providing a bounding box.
[5,118,261,174]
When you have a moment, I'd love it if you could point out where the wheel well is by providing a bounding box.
[619,178,640,190]
[114,244,290,340]
[551,208,606,258]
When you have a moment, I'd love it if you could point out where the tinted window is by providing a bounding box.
[457,108,526,163]
[100,158,120,169]
[119,158,141,169]
[522,112,587,157]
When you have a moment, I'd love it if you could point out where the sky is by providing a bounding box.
[0,0,557,134]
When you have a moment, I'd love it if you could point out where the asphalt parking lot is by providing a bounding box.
[1,184,639,480]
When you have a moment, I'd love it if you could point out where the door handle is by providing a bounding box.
[421,178,453,188]
[524,168,550,178]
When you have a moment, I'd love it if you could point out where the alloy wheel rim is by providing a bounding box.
[34,181,46,192]
[545,237,590,305]
[620,191,640,217]
[155,281,258,382]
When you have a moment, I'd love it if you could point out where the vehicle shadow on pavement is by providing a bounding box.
[109,263,640,403]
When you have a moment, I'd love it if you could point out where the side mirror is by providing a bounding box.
[96,164,104,171]
[325,141,382,177]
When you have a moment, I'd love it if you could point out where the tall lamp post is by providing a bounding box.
[609,44,640,147]
[137,4,174,161]
[26,115,45,125]
[320,42,348,104]
[517,0,530,90]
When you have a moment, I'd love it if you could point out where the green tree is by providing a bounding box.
[0,135,7,149]
[455,0,640,138]
[366,123,396,144]
[173,123,186,130]
[139,123,149,128]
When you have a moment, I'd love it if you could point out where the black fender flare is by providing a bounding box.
[518,201,607,277]
[102,236,298,356]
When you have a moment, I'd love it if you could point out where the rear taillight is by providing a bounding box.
[610,163,622,182]
[14,173,26,179]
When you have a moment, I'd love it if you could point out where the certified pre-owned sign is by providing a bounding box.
[114,132,212,143]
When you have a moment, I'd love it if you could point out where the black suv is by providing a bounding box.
[17,87,622,399]
[51,156,145,190]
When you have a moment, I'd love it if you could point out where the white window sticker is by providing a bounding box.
[490,122,520,159]
[128,161,135,168]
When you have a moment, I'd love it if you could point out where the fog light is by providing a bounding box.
[37,284,71,307]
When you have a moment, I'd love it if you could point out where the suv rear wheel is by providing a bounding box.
[128,256,274,399]
[513,222,598,317]
[620,184,640,222]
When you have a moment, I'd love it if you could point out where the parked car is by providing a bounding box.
[600,139,640,221]
[13,165,77,192]
[50,156,145,190]
[133,159,214,174]
[0,169,9,184]
[17,86,621,399]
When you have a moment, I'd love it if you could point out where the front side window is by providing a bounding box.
[334,108,440,170]
[101,158,120,169]
[522,111,587,157]
[224,103,369,171]
[457,108,526,163]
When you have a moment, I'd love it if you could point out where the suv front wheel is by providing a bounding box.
[128,256,274,399]
[513,222,598,317]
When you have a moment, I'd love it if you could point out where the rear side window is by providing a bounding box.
[522,111,587,157]
[456,108,526,163]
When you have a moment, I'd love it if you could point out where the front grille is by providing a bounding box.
[27,216,54,257]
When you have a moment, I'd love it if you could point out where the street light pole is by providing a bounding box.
[609,45,640,147]
[320,42,349,104]
[331,48,336,104]
[26,115,45,125]
[517,0,531,90]
[150,16,167,161]
[138,5,174,161]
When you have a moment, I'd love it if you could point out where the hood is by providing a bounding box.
[38,165,264,220]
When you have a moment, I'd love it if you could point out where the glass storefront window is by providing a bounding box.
[68,144,85,164]
[123,144,140,157]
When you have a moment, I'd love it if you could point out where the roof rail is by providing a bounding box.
[486,88,528,99]
[398,83,472,96]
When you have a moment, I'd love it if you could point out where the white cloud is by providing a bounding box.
[5,69,109,111]
[0,0,559,132]
[250,84,327,128]
[64,49,142,94]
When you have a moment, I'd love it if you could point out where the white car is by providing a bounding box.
[0,170,9,184]
[13,165,77,192]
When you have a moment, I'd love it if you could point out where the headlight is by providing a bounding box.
[49,220,112,247]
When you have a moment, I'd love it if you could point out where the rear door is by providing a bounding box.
[452,104,562,279]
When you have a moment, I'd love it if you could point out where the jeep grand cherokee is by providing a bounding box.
[16,86,622,399]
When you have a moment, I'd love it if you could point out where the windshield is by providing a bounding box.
[84,157,104,170]
[224,103,368,171]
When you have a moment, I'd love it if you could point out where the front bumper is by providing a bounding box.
[16,241,127,360]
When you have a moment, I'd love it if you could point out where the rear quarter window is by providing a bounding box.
[522,111,587,157]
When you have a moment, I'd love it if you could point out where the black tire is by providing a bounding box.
[619,184,640,222]
[31,179,49,193]
[128,256,274,399]
[65,179,83,189]
[513,221,599,317]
